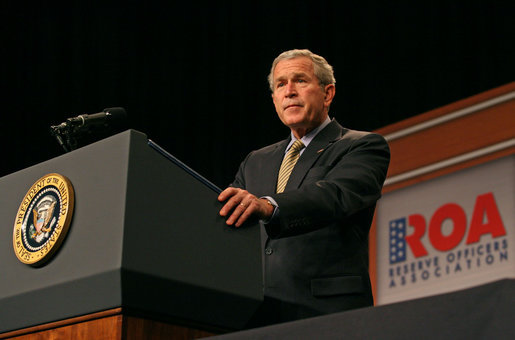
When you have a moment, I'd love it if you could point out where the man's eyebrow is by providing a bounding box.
[275,72,310,81]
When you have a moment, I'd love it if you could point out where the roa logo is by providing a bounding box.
[389,192,507,264]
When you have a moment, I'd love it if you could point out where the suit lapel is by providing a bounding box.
[260,139,289,253]
[284,119,345,191]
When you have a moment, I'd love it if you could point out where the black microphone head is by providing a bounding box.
[102,107,128,130]
[103,107,127,126]
[103,107,126,118]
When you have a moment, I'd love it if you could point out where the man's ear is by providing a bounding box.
[324,84,335,105]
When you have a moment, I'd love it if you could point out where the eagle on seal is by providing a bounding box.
[31,200,57,239]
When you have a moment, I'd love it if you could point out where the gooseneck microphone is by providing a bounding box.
[50,107,127,152]
[51,107,127,131]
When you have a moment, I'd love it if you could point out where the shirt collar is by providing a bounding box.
[286,116,331,153]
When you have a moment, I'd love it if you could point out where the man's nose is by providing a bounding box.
[285,82,297,97]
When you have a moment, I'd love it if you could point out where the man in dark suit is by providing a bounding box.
[218,49,390,325]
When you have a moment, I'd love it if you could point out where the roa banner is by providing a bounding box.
[375,156,514,305]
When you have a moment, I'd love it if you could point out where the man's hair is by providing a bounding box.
[267,49,336,92]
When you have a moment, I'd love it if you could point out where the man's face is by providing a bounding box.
[272,57,335,138]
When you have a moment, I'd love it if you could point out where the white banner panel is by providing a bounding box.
[376,155,514,305]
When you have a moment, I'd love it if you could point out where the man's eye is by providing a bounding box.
[277,83,285,88]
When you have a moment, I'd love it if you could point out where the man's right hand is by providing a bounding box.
[218,187,274,227]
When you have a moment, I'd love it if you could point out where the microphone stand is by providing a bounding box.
[49,124,76,152]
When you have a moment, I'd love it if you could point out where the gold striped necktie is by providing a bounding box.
[276,139,305,193]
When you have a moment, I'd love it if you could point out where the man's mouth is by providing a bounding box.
[284,103,302,110]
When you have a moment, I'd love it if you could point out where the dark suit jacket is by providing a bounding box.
[231,119,390,324]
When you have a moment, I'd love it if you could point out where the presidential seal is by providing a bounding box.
[13,173,75,266]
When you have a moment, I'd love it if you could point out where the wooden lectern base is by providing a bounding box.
[0,308,217,339]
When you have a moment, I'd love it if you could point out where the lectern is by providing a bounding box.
[0,130,262,338]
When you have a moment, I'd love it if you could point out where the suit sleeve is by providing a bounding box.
[266,133,390,239]
[230,151,251,189]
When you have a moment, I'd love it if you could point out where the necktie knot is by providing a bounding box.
[291,139,305,152]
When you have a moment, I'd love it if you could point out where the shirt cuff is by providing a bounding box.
[260,196,279,224]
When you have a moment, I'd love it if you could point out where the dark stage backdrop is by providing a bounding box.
[2,2,514,189]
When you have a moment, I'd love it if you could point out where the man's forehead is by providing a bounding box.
[274,57,314,78]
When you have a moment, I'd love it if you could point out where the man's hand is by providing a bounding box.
[218,187,274,227]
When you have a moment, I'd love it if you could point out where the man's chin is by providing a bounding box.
[280,113,304,125]
[283,119,305,129]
